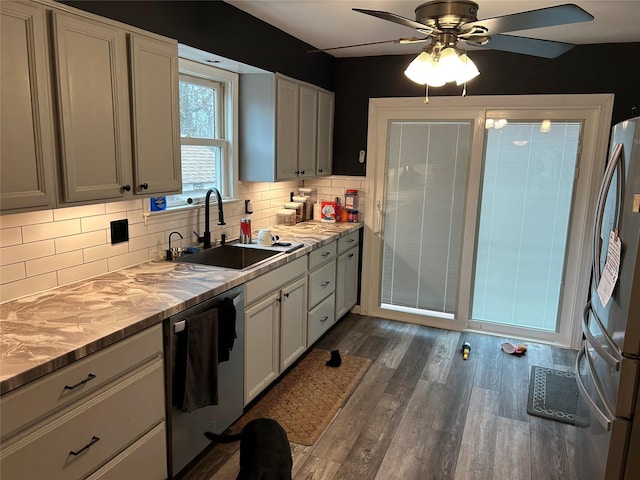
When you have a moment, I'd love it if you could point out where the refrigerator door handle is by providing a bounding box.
[581,302,622,371]
[592,142,624,287]
[575,344,615,431]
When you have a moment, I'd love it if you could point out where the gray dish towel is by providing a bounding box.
[175,308,219,413]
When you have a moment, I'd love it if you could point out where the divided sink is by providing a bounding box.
[175,244,283,270]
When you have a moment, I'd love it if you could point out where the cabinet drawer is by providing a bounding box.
[338,230,359,254]
[308,241,336,270]
[1,324,163,440]
[245,256,306,305]
[308,293,335,345]
[308,260,336,309]
[85,422,167,480]
[0,360,165,480]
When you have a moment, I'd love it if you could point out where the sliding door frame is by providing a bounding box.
[361,95,614,348]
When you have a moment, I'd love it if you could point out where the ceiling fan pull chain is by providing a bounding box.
[462,82,467,97]
[424,85,429,104]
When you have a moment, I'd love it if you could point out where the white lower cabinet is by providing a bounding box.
[244,256,307,404]
[0,325,166,480]
[335,246,359,320]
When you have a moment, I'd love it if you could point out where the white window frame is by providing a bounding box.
[164,58,239,210]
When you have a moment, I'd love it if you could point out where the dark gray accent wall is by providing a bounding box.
[61,1,639,177]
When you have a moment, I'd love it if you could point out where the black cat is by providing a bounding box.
[205,418,292,480]
[326,349,342,367]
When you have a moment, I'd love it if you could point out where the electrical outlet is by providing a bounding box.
[110,219,129,244]
[633,194,640,213]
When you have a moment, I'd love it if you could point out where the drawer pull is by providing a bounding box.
[321,281,330,287]
[69,436,100,456]
[64,373,96,390]
[347,238,355,243]
[321,252,330,257]
[321,316,329,323]
[348,253,355,259]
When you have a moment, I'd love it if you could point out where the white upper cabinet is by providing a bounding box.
[240,73,334,182]
[0,1,56,213]
[51,10,133,203]
[0,0,181,212]
[129,34,181,195]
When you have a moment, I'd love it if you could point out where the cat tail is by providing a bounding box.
[204,431,243,443]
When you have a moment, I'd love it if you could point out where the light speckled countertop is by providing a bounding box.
[0,221,361,395]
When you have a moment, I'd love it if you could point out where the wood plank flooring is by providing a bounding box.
[178,313,578,480]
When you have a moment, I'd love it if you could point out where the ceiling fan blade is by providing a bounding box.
[462,4,593,36]
[307,37,428,54]
[353,8,440,36]
[470,33,575,58]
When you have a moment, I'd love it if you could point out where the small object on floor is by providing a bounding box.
[326,349,342,367]
[501,342,528,355]
[461,341,471,360]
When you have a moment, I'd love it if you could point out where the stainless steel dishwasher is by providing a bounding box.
[164,284,244,478]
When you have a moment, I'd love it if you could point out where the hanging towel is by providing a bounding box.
[217,297,237,363]
[175,308,219,413]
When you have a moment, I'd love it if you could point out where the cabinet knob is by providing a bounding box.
[318,168,323,173]
[300,170,305,175]
[122,184,131,192]
[140,183,149,190]
[283,292,290,298]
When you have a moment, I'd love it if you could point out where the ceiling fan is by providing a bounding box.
[311,1,594,58]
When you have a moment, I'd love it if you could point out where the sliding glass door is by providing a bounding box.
[472,120,581,331]
[362,96,613,346]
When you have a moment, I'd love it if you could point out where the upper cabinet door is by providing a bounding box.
[129,34,181,195]
[1,1,56,212]
[51,11,132,203]
[275,77,299,180]
[297,84,317,178]
[316,90,334,176]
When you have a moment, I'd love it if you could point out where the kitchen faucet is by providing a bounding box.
[194,188,225,249]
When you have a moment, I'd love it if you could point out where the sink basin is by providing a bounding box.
[175,245,282,269]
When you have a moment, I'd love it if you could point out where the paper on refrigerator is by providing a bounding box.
[597,230,621,307]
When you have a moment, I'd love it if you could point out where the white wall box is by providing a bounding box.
[0,1,57,213]
[239,73,334,182]
[0,324,166,480]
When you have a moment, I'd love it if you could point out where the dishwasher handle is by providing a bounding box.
[173,291,243,334]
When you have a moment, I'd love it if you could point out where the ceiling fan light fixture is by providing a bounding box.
[404,51,446,87]
[405,45,479,88]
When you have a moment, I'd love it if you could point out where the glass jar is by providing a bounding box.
[345,189,359,211]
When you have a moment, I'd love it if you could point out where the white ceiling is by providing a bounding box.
[225,1,640,57]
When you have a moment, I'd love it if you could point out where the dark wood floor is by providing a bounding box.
[179,313,578,480]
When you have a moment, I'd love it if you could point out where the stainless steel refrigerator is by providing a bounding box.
[575,116,640,479]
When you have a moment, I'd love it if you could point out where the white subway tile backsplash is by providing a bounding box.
[0,175,365,303]
[81,213,127,233]
[0,227,22,247]
[108,249,149,272]
[26,250,83,277]
[57,260,108,287]
[1,240,55,265]
[55,230,107,254]
[23,219,82,243]
[0,209,53,229]
[0,263,26,283]
[53,204,105,221]
[0,272,57,303]
[84,241,129,263]
[106,199,143,214]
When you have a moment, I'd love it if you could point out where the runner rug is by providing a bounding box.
[233,349,371,445]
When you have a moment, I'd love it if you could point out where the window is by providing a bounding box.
[165,59,237,209]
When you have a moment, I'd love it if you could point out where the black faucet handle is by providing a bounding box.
[193,230,205,244]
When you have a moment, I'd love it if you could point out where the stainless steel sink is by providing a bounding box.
[174,244,283,269]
